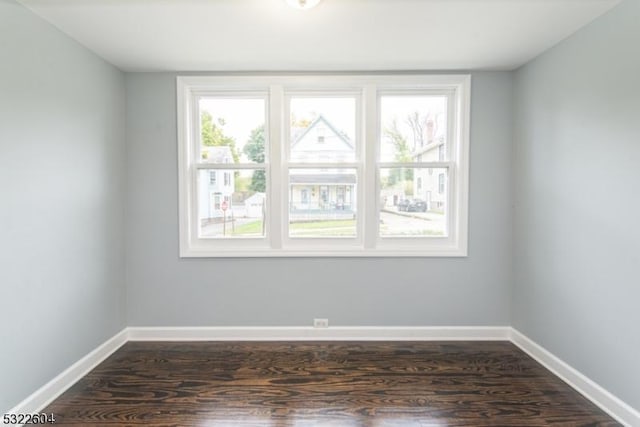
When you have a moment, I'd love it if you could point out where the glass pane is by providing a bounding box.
[199,98,266,164]
[379,96,447,163]
[289,168,357,238]
[289,97,356,162]
[198,169,266,238]
[380,168,447,237]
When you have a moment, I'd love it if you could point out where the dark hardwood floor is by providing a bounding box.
[44,341,619,426]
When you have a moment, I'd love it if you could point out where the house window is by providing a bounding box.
[438,173,445,194]
[178,75,470,256]
[319,186,329,204]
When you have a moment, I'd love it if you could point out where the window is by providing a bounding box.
[178,75,470,256]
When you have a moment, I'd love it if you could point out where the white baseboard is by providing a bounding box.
[7,328,128,416]
[8,326,638,427]
[510,328,640,427]
[126,326,511,341]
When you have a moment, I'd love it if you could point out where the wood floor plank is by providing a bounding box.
[43,341,620,426]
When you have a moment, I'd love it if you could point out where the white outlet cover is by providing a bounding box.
[314,318,329,328]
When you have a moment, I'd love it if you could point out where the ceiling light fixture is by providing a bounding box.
[285,0,322,10]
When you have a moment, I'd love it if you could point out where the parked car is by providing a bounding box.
[397,199,411,212]
[407,199,427,212]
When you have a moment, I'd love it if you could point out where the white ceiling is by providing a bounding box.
[18,0,621,72]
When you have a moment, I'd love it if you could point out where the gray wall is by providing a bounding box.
[125,72,513,327]
[513,0,640,411]
[0,0,126,412]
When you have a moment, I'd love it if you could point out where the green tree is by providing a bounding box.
[200,112,240,163]
[383,119,414,186]
[243,125,266,192]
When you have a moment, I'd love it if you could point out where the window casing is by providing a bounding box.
[177,75,470,257]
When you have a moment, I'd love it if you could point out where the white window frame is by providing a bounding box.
[177,75,470,257]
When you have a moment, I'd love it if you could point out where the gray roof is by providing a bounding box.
[412,137,445,158]
[291,115,354,150]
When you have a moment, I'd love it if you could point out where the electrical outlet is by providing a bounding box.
[313,318,329,328]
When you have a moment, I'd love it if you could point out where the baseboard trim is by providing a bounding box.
[7,328,128,416]
[9,326,638,427]
[126,326,511,341]
[510,328,639,427]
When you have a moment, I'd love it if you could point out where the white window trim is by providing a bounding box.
[177,74,470,257]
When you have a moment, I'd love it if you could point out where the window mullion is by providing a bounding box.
[286,162,360,169]
[363,84,378,249]
[195,163,265,170]
[378,162,453,169]
[269,85,284,250]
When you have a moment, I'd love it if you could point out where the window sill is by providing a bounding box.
[179,246,468,258]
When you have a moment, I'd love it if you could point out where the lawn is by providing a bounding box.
[290,219,355,230]
[290,219,356,237]
[233,218,443,237]
[232,219,356,237]
[231,220,264,235]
